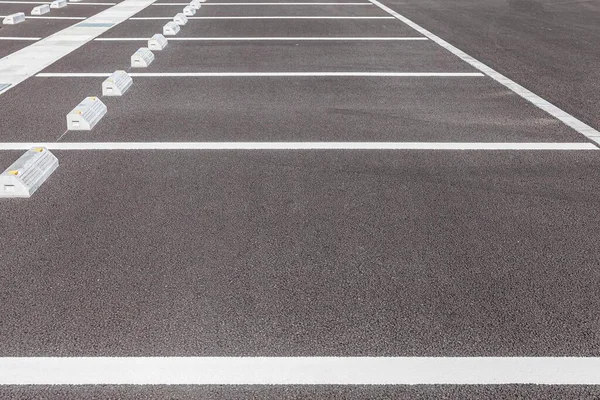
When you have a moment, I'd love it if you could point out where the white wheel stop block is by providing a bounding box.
[102,70,132,96]
[173,13,187,26]
[50,0,67,8]
[31,4,50,15]
[67,96,107,131]
[131,47,154,68]
[189,0,201,9]
[3,13,26,25]
[163,21,180,36]
[183,6,196,16]
[0,147,58,198]
[148,34,167,51]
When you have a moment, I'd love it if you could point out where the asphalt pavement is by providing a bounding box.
[0,0,599,397]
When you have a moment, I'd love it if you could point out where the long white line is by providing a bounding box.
[0,15,87,19]
[2,357,600,384]
[36,72,484,77]
[0,0,115,4]
[0,142,595,150]
[94,36,427,41]
[0,37,41,41]
[0,0,157,95]
[130,15,393,19]
[367,0,600,146]
[153,1,372,4]
[25,15,86,19]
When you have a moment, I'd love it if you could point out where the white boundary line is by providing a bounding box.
[367,0,600,146]
[153,1,372,4]
[94,36,427,41]
[25,16,86,19]
[36,72,484,77]
[0,0,115,3]
[130,16,393,19]
[0,36,41,40]
[2,357,600,384]
[0,15,87,19]
[0,142,595,150]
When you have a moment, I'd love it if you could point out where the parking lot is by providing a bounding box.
[1,0,600,397]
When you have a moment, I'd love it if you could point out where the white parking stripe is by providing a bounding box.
[130,16,394,19]
[153,1,372,4]
[0,15,87,19]
[94,36,427,41]
[1,357,600,384]
[0,0,115,3]
[36,72,484,77]
[0,37,41,40]
[367,0,600,146]
[0,142,595,151]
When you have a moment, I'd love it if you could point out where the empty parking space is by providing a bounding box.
[101,19,421,38]
[1,151,599,357]
[43,41,472,73]
[71,78,587,143]
[0,78,95,141]
[0,76,588,143]
[135,3,389,17]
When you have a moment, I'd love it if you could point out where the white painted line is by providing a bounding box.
[26,15,86,19]
[0,0,158,95]
[0,36,41,40]
[0,142,595,151]
[0,15,87,19]
[367,0,600,146]
[131,15,393,19]
[2,357,600,384]
[153,1,372,4]
[36,72,484,77]
[0,1,115,4]
[95,36,427,41]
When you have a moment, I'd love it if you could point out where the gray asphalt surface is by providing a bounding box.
[0,40,28,59]
[1,150,600,358]
[0,76,585,143]
[0,19,76,39]
[385,0,600,134]
[102,19,419,37]
[1,0,599,397]
[136,4,390,17]
[44,41,472,72]
[3,385,600,399]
